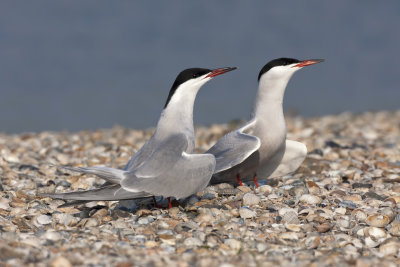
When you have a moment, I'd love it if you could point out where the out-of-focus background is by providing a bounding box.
[1,1,399,133]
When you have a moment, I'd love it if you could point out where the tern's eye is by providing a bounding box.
[192,74,199,78]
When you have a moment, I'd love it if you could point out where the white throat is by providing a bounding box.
[155,80,206,140]
[252,67,297,120]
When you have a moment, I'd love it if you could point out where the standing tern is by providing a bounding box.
[41,67,236,208]
[207,58,324,186]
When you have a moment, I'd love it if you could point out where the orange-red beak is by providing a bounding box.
[292,59,325,68]
[206,67,237,78]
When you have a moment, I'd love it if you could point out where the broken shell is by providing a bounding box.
[351,209,367,222]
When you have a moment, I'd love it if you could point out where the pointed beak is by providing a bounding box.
[205,67,237,78]
[292,59,325,68]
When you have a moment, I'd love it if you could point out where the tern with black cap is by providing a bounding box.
[207,58,324,186]
[41,67,236,208]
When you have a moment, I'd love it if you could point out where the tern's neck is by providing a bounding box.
[155,86,200,141]
[252,72,293,121]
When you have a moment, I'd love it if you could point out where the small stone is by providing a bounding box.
[44,231,62,242]
[224,239,241,251]
[338,200,357,209]
[242,193,260,206]
[256,243,268,252]
[201,193,216,200]
[138,217,154,225]
[257,185,273,194]
[315,223,331,233]
[239,207,256,219]
[51,256,72,267]
[352,183,373,189]
[183,237,203,247]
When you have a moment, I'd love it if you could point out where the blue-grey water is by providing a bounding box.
[1,1,399,133]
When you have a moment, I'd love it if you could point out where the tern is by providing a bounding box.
[207,58,324,187]
[41,67,236,208]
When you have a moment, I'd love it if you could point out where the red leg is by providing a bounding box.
[167,197,172,209]
[236,174,243,186]
[253,173,259,188]
[152,196,160,208]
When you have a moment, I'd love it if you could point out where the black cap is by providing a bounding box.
[164,68,211,108]
[257,58,300,81]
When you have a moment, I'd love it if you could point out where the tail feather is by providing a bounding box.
[59,166,126,184]
[39,184,151,201]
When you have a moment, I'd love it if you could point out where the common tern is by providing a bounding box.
[207,58,324,186]
[41,67,236,208]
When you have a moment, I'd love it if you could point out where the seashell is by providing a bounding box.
[351,209,367,222]
[299,194,321,205]
[364,227,386,239]
[388,221,400,236]
[289,186,309,197]
[36,214,52,225]
[379,241,400,256]
[344,195,362,202]
[304,235,320,249]
[380,207,395,222]
[279,232,299,241]
[256,185,272,194]
[364,236,384,248]
[239,207,256,219]
[337,216,351,229]
[315,223,331,233]
[366,214,390,228]
[242,193,260,206]
[334,207,347,215]
[282,211,300,224]
[285,223,301,232]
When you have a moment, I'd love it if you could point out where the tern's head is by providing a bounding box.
[164,67,236,108]
[257,58,324,82]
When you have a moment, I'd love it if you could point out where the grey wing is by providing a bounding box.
[123,137,155,171]
[131,134,189,178]
[58,165,126,184]
[268,140,307,178]
[207,121,260,173]
[121,153,216,199]
[39,184,151,201]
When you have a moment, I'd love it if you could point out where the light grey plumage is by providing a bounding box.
[208,58,323,185]
[40,67,236,202]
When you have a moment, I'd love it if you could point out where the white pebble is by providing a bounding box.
[37,215,52,225]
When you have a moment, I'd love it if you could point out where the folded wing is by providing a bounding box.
[268,140,307,178]
[207,121,260,173]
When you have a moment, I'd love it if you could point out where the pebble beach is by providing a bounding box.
[0,111,400,266]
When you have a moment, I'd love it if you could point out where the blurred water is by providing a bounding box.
[0,1,399,133]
